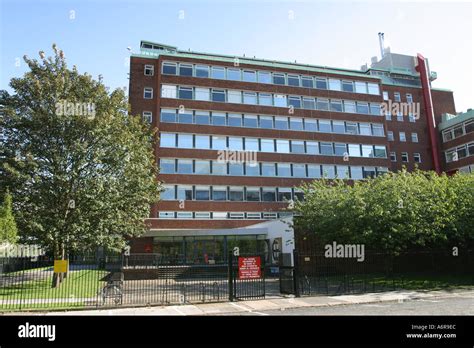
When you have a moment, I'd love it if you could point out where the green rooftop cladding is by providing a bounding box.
[438,109,474,131]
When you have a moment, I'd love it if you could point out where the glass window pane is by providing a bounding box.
[211,67,225,79]
[162,62,177,75]
[342,81,354,92]
[195,87,210,101]
[229,186,244,201]
[178,134,193,148]
[261,163,276,176]
[355,81,367,93]
[351,167,363,180]
[275,116,289,130]
[228,114,242,127]
[273,73,285,85]
[362,145,374,157]
[212,186,227,200]
[212,112,226,126]
[195,65,209,78]
[243,70,257,82]
[262,187,276,201]
[356,102,369,114]
[212,135,227,150]
[195,186,210,200]
[177,186,193,200]
[195,111,210,125]
[332,121,345,134]
[160,133,176,147]
[320,142,333,156]
[161,185,175,200]
[160,109,176,123]
[246,187,260,201]
[277,163,291,177]
[195,135,210,149]
[228,137,243,150]
[303,97,316,110]
[287,75,300,87]
[317,98,329,111]
[258,93,272,106]
[179,64,193,76]
[227,90,242,104]
[274,94,287,107]
[348,144,361,157]
[343,100,356,113]
[301,76,313,88]
[328,79,341,91]
[330,99,343,112]
[261,139,275,152]
[195,161,211,175]
[258,71,272,84]
[177,110,193,124]
[245,137,259,151]
[304,119,317,131]
[290,117,304,131]
[160,159,175,174]
[227,68,241,81]
[292,164,306,178]
[306,141,319,154]
[308,165,321,178]
[243,92,257,105]
[318,120,331,133]
[336,165,349,179]
[178,86,193,99]
[177,159,193,173]
[244,115,258,128]
[212,89,226,102]
[161,85,177,98]
[276,139,290,153]
[245,163,260,176]
[229,163,244,176]
[288,96,301,108]
[259,116,274,129]
[291,140,305,154]
[322,165,336,178]
[315,78,327,89]
[212,162,227,175]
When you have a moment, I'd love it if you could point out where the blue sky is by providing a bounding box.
[1,0,472,112]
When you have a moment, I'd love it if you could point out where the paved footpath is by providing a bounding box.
[8,288,474,316]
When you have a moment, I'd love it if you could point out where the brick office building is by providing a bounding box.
[128,40,465,263]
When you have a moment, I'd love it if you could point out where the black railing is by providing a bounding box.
[292,249,474,296]
[0,255,234,311]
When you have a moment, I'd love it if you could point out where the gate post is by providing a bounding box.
[293,250,300,298]
[228,251,234,302]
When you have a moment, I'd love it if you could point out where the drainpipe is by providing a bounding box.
[415,53,442,174]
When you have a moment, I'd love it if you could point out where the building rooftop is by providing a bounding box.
[133,40,451,91]
[439,109,474,130]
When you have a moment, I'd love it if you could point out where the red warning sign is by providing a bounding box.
[238,256,261,279]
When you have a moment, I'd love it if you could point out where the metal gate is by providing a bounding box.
[228,253,265,301]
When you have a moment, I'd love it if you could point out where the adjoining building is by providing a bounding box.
[439,109,474,174]
[128,40,465,264]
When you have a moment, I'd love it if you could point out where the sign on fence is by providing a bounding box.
[53,260,68,273]
[238,256,261,279]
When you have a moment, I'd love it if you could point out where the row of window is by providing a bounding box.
[160,158,388,179]
[157,211,291,220]
[159,109,385,136]
[161,178,385,202]
[159,61,381,95]
[385,112,417,122]
[389,152,422,163]
[387,131,418,143]
[156,85,383,116]
[159,133,388,158]
[442,119,474,143]
[382,91,413,104]
[445,142,474,163]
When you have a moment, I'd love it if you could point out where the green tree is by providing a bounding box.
[0,190,18,244]
[294,169,474,253]
[0,45,161,264]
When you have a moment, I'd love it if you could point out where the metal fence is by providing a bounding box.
[289,250,474,296]
[0,253,268,311]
